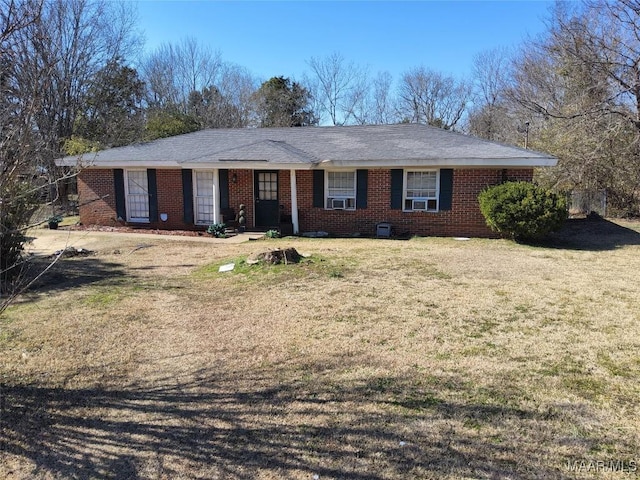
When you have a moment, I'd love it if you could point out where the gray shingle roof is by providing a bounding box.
[58,123,557,169]
[195,139,319,164]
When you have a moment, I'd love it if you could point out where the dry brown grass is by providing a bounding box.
[2,218,640,479]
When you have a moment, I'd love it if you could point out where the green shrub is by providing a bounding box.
[265,229,280,239]
[207,222,227,238]
[1,180,39,295]
[478,181,567,241]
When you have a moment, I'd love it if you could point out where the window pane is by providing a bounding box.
[127,171,149,219]
[258,172,277,200]
[195,197,214,224]
[194,171,215,224]
[127,170,148,195]
[128,194,149,219]
[406,171,437,198]
[328,171,355,197]
[196,171,214,195]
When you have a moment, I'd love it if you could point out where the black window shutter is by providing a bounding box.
[147,169,158,222]
[439,168,454,211]
[390,169,403,210]
[182,169,194,224]
[356,169,368,209]
[219,169,230,209]
[114,168,126,220]
[312,170,324,208]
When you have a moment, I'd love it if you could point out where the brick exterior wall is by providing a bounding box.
[225,169,293,227]
[78,167,533,237]
[156,169,187,229]
[78,168,195,230]
[227,169,255,228]
[78,169,119,226]
[295,168,533,237]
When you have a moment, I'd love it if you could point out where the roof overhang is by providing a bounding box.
[319,157,558,168]
[180,160,309,169]
[61,157,557,170]
[55,158,182,168]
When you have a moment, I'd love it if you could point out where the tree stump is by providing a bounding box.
[247,247,301,265]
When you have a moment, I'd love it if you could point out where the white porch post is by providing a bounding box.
[290,169,299,234]
[212,169,220,224]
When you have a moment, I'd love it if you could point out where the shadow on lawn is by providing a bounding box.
[541,216,640,251]
[19,255,128,298]
[0,365,606,479]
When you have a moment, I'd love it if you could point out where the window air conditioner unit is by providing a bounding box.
[412,200,427,210]
[331,198,346,209]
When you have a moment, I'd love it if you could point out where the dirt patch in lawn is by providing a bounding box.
[1,218,640,479]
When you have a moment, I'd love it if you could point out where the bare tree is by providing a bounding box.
[1,0,48,313]
[16,0,139,150]
[509,0,640,214]
[371,71,398,125]
[467,47,519,142]
[1,0,138,313]
[142,37,223,112]
[187,63,258,129]
[512,1,640,128]
[306,52,369,125]
[397,66,471,130]
[217,64,259,127]
[349,71,398,125]
[142,46,180,109]
[141,39,261,130]
[10,0,139,210]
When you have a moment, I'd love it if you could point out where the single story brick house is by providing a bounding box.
[57,123,557,237]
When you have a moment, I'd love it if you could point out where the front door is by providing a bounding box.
[254,170,279,228]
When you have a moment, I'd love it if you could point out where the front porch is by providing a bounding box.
[200,168,300,235]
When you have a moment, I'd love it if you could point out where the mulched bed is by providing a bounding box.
[66,225,211,237]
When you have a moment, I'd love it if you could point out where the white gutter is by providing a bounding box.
[55,159,182,169]
[320,157,558,168]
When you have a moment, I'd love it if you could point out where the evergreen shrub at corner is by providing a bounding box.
[478,181,567,241]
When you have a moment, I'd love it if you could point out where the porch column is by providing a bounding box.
[212,169,220,224]
[290,169,299,234]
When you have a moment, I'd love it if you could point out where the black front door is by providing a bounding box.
[254,170,279,228]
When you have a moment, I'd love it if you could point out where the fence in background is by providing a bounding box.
[567,189,607,217]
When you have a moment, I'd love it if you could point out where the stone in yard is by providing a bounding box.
[50,247,94,259]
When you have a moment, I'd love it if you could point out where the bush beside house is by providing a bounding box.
[478,181,567,241]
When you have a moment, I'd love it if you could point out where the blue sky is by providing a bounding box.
[136,0,554,82]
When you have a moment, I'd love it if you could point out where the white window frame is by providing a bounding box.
[403,169,439,212]
[124,169,150,222]
[193,170,216,225]
[325,170,356,210]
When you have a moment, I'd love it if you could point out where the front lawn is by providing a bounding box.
[1,218,639,479]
